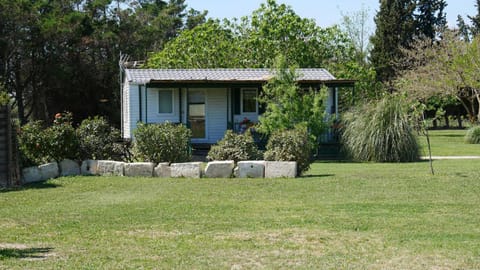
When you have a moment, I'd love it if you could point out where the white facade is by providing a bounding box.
[122,68,349,144]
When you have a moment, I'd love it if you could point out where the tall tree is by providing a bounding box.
[340,4,373,65]
[148,0,354,69]
[370,0,416,84]
[0,0,206,124]
[415,0,447,39]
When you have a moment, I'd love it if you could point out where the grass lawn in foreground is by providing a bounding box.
[1,160,480,269]
[419,129,480,156]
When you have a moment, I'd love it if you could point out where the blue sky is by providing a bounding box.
[186,0,475,29]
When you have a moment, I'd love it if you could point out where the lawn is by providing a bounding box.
[1,160,480,269]
[419,129,480,156]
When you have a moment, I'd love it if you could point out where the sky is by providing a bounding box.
[186,0,476,29]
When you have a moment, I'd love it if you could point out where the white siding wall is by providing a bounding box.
[127,83,140,139]
[145,87,180,124]
[206,88,228,143]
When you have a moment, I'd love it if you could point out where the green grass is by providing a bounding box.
[1,160,480,269]
[419,129,480,156]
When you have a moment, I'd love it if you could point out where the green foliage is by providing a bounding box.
[207,130,261,163]
[77,116,122,160]
[18,121,49,166]
[0,83,9,106]
[257,56,328,140]
[464,126,480,144]
[341,95,420,162]
[147,0,354,69]
[133,122,191,163]
[18,112,79,165]
[1,0,206,124]
[264,125,314,175]
[147,20,242,68]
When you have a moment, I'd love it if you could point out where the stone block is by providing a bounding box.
[39,162,59,181]
[124,162,155,177]
[97,160,125,176]
[22,166,42,183]
[264,161,297,178]
[81,160,98,175]
[154,163,171,178]
[170,162,202,178]
[237,161,265,178]
[59,159,80,177]
[204,160,234,178]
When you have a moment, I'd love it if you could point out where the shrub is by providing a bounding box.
[133,122,191,163]
[207,130,261,163]
[18,112,79,165]
[77,116,123,160]
[263,125,314,175]
[465,126,480,144]
[341,95,420,162]
[18,121,49,166]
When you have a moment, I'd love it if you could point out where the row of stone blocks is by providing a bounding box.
[22,159,297,183]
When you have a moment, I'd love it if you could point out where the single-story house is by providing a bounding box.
[121,68,354,144]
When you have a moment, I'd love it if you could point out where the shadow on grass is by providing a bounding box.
[0,246,53,260]
[300,174,335,178]
[0,182,61,193]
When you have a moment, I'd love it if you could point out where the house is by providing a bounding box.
[121,68,354,144]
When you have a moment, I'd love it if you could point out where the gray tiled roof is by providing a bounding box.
[125,68,336,84]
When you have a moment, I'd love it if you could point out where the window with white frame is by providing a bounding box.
[241,88,257,113]
[158,89,173,114]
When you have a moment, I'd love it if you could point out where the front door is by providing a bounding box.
[188,90,206,139]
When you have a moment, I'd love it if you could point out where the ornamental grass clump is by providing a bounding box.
[341,95,420,162]
[464,126,480,144]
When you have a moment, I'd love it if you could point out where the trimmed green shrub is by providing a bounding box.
[341,95,420,162]
[207,130,261,163]
[465,126,480,144]
[133,122,191,163]
[18,121,49,166]
[263,125,314,175]
[77,116,122,160]
[18,112,79,165]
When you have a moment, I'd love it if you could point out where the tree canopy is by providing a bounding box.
[0,0,206,124]
[147,0,354,69]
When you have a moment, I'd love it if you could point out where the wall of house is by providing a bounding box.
[145,87,181,124]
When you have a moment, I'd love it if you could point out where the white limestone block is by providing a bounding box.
[124,162,155,177]
[39,162,59,181]
[97,160,125,176]
[264,161,297,178]
[59,159,80,177]
[237,161,265,178]
[204,160,234,178]
[81,160,98,175]
[154,163,171,178]
[170,162,202,178]
[22,166,42,183]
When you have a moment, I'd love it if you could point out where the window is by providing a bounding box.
[158,90,173,114]
[242,88,257,113]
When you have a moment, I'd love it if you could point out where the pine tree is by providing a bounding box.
[370,0,416,83]
[468,0,480,36]
[415,0,447,39]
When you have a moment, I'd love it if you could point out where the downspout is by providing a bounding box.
[179,88,182,123]
[145,84,148,123]
[138,85,142,122]
[335,87,339,120]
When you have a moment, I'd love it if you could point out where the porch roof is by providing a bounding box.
[125,68,353,86]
